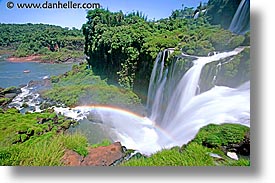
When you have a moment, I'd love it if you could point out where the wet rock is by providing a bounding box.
[21,102,29,108]
[40,102,53,110]
[28,80,41,88]
[4,93,17,99]
[226,131,250,156]
[28,79,51,88]
[86,111,103,123]
[19,84,27,88]
[62,150,83,166]
[1,87,22,95]
[237,131,250,156]
[1,87,21,107]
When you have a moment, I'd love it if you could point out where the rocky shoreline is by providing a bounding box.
[0,86,22,108]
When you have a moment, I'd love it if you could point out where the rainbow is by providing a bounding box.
[75,105,146,120]
[73,105,177,143]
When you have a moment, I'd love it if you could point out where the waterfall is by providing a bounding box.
[147,47,250,144]
[229,0,250,34]
[146,48,174,117]
[194,12,199,19]
[10,48,250,155]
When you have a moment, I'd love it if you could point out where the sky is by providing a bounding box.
[0,0,208,29]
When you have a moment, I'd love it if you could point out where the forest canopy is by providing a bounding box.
[0,23,84,61]
[82,2,249,91]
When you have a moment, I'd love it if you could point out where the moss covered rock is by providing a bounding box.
[192,123,250,156]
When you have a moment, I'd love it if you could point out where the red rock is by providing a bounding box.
[62,149,83,166]
[81,142,124,166]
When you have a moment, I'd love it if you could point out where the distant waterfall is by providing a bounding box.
[229,0,250,34]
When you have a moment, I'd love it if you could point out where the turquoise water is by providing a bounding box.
[0,55,73,88]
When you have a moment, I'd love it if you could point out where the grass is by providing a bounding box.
[0,108,89,166]
[60,133,89,156]
[0,108,78,146]
[91,139,112,148]
[0,108,115,166]
[0,133,89,166]
[121,142,215,166]
[0,98,11,105]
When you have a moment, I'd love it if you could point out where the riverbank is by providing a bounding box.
[0,47,84,64]
[6,54,85,64]
[7,55,42,63]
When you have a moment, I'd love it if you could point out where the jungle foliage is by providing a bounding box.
[0,23,84,61]
[83,4,249,91]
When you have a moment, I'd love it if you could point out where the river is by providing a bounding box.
[0,54,73,88]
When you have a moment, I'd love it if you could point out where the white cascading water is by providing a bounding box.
[10,47,250,155]
[229,0,250,34]
[147,47,250,145]
[194,12,200,19]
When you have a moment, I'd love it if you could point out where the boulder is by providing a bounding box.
[28,79,51,88]
[62,142,125,166]
[62,150,83,166]
[4,93,17,99]
[225,131,250,156]
[81,142,124,166]
[1,87,22,95]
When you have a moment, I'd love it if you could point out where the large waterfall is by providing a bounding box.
[147,47,250,144]
[10,48,250,155]
[229,0,250,34]
[52,47,250,155]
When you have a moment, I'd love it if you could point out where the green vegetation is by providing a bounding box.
[121,123,250,166]
[0,0,250,166]
[91,139,112,148]
[192,123,249,147]
[41,64,143,112]
[0,108,76,146]
[0,108,250,166]
[0,108,121,165]
[0,108,84,165]
[0,23,84,62]
[83,5,249,91]
[122,143,215,166]
[0,97,11,106]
